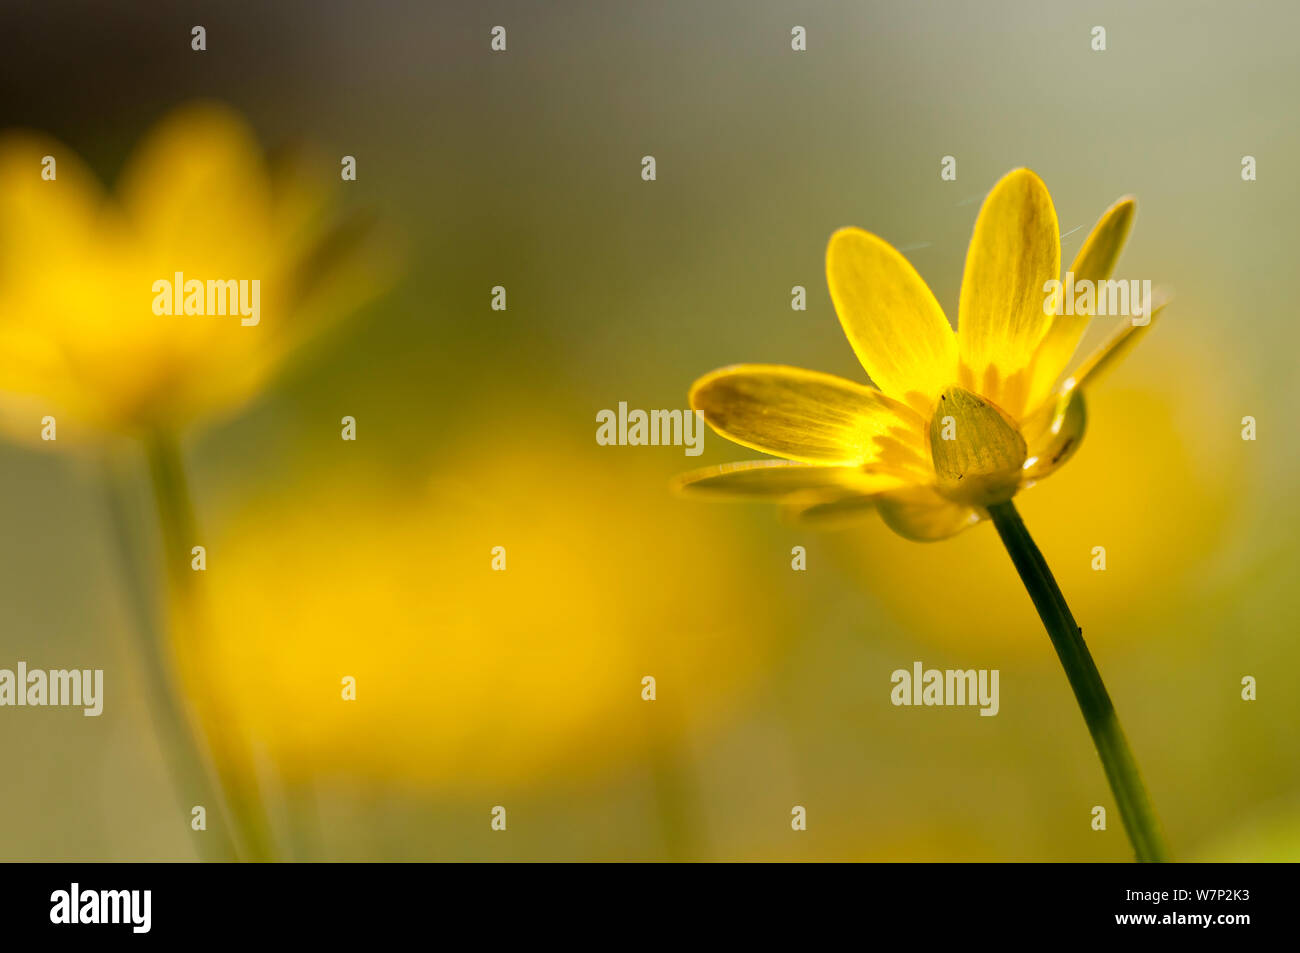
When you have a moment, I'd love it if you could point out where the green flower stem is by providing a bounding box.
[101,456,238,862]
[145,430,276,862]
[987,499,1168,863]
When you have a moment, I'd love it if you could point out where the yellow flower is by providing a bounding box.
[0,101,388,441]
[677,168,1166,541]
[191,440,782,788]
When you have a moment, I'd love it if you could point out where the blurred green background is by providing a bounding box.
[0,0,1296,860]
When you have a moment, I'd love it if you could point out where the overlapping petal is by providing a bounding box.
[689,364,930,470]
[1020,295,1167,484]
[783,493,881,528]
[674,459,909,500]
[1025,196,1136,412]
[1065,293,1168,393]
[1021,388,1086,484]
[876,486,980,542]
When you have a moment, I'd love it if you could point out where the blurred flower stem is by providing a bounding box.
[102,458,237,862]
[283,781,324,862]
[987,500,1168,863]
[144,430,276,862]
[649,738,701,861]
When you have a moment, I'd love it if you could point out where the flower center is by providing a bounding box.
[928,386,1027,507]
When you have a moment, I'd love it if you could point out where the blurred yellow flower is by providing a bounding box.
[677,168,1165,541]
[193,440,784,789]
[0,100,394,861]
[0,101,387,440]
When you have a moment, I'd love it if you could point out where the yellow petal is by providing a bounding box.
[117,102,273,274]
[78,103,278,431]
[826,227,957,414]
[1021,387,1087,484]
[674,460,908,500]
[689,364,930,469]
[0,134,105,338]
[268,150,396,332]
[0,133,115,429]
[957,168,1060,419]
[1025,197,1136,411]
[1066,293,1169,393]
[876,486,980,542]
[783,494,881,529]
[1018,294,1166,485]
[0,133,105,271]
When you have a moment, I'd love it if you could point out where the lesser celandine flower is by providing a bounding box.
[0,102,390,861]
[0,101,383,439]
[196,444,778,795]
[677,168,1170,862]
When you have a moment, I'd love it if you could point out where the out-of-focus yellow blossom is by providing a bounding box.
[0,101,388,441]
[191,442,783,789]
[677,168,1166,541]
